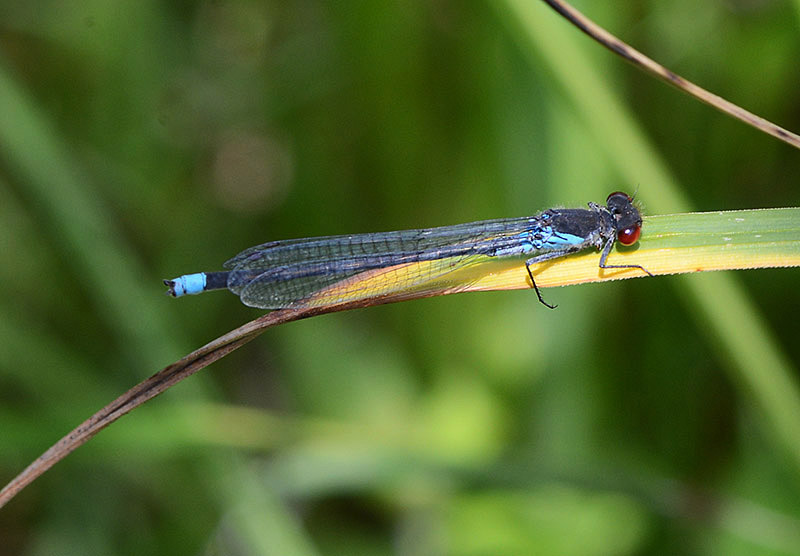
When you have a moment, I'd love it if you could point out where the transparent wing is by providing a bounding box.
[224,216,543,309]
[235,255,498,309]
[224,217,536,269]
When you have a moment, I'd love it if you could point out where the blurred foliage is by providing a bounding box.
[1,1,800,554]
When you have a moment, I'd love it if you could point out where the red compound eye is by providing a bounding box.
[617,224,641,246]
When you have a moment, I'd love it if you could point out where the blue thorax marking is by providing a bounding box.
[494,223,588,257]
[542,231,585,247]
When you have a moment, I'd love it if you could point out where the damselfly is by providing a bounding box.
[165,192,652,310]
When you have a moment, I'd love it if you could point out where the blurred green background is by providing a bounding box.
[2,1,800,554]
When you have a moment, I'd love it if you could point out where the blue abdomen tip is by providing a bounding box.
[166,273,207,297]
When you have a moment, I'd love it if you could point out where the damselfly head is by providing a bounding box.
[606,191,633,206]
[605,191,643,246]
